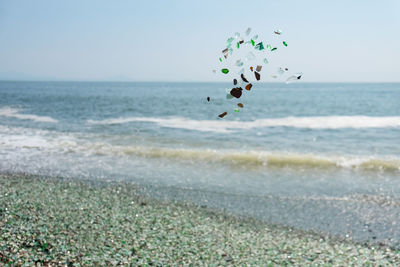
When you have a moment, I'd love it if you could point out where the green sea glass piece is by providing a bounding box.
[219,57,222,62]
[271,47,277,51]
[237,42,240,49]
[255,42,264,50]
[266,44,271,50]
[283,41,288,46]
[234,109,239,112]
[252,34,258,40]
[251,39,255,46]
[221,68,229,74]
[263,58,268,64]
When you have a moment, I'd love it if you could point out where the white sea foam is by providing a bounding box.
[87,116,400,133]
[0,107,58,123]
[1,125,399,172]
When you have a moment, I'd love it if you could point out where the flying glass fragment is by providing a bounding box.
[221,68,229,74]
[245,52,256,61]
[245,84,252,91]
[283,41,288,47]
[254,71,261,81]
[218,112,227,118]
[230,87,243,98]
[237,103,244,108]
[235,60,244,67]
[241,74,249,83]
[274,29,282,35]
[256,65,262,72]
[245,27,251,36]
[255,42,264,50]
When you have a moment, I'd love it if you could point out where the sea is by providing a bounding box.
[1,81,400,246]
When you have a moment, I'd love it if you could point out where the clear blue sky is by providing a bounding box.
[0,0,399,82]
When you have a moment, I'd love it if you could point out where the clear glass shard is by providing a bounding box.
[245,27,251,36]
[235,60,244,67]
[245,51,256,61]
[263,58,269,64]
[234,32,240,39]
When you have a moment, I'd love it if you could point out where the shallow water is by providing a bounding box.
[1,81,400,246]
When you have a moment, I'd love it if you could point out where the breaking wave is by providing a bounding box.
[1,125,399,172]
[87,116,400,133]
[0,107,58,123]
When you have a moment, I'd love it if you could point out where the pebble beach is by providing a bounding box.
[1,173,399,266]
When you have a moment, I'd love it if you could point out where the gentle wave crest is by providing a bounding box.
[1,125,399,172]
[87,116,400,133]
[0,107,58,123]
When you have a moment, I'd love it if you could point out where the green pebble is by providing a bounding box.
[221,68,229,74]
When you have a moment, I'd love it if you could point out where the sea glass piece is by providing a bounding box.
[234,32,240,39]
[251,39,255,46]
[271,47,277,51]
[255,42,264,50]
[283,41,288,47]
[285,75,297,84]
[233,79,237,85]
[252,34,258,40]
[266,44,271,50]
[228,48,233,54]
[245,27,251,36]
[221,68,229,74]
[218,112,227,118]
[250,66,253,72]
[239,39,244,44]
[245,51,255,61]
[235,60,244,67]
[230,87,243,98]
[237,42,240,49]
[241,74,249,83]
[237,103,244,108]
[245,83,252,91]
[256,65,262,72]
[222,48,228,54]
[226,92,233,99]
[234,109,239,112]
[255,71,261,81]
[274,29,282,35]
[227,37,234,44]
[207,97,210,101]
[263,58,269,64]
[219,57,222,62]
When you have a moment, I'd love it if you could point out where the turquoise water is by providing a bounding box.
[1,81,400,245]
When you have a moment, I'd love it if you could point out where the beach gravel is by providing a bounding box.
[1,173,399,266]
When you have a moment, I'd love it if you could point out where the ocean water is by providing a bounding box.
[1,81,400,245]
